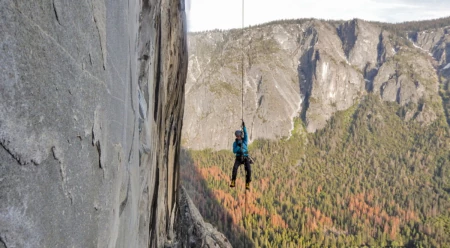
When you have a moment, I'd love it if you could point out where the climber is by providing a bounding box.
[230,120,252,190]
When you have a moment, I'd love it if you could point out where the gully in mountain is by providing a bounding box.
[230,120,252,190]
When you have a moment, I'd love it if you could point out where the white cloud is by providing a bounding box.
[187,0,450,32]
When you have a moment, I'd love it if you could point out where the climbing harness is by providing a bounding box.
[229,1,253,246]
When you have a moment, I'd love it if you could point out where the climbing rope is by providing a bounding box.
[240,1,248,248]
[234,1,249,247]
[241,0,244,122]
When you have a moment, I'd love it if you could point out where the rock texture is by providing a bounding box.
[0,0,218,247]
[176,187,232,248]
[409,27,450,68]
[184,19,446,150]
[407,26,450,126]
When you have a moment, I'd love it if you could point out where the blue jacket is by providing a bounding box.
[233,126,248,157]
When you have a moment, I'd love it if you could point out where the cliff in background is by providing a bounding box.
[0,0,230,247]
[183,19,450,150]
[180,19,450,248]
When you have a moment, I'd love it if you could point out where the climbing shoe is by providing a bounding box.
[230,180,236,188]
[245,182,250,190]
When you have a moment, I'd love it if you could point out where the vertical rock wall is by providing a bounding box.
[0,0,187,247]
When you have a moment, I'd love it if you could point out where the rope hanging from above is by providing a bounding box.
[241,0,244,122]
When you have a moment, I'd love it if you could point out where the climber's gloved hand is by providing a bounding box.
[242,120,245,127]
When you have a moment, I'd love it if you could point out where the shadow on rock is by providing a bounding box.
[179,148,254,248]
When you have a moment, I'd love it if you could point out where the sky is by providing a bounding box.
[186,0,450,32]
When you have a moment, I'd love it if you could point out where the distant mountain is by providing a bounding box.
[181,17,450,248]
[183,17,450,150]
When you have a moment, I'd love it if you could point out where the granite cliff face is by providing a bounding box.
[184,19,448,150]
[177,187,232,248]
[0,0,230,247]
[409,27,450,68]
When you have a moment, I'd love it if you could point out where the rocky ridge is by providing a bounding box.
[176,187,232,248]
[184,19,450,150]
